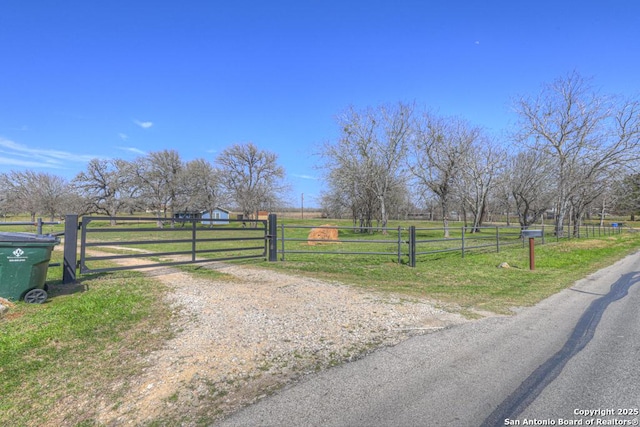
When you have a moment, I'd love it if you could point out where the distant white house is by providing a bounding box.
[201,208,230,225]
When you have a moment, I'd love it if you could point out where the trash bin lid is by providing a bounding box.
[0,232,59,243]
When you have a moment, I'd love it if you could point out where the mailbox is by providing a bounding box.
[522,229,543,270]
[522,229,543,239]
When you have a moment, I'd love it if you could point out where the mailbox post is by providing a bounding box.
[522,229,543,270]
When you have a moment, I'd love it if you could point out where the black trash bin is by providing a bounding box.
[0,232,60,303]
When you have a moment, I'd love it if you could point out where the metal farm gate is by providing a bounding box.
[62,214,277,283]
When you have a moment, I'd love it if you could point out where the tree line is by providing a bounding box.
[0,143,288,225]
[1,72,639,235]
[319,72,640,236]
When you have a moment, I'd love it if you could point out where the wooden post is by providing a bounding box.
[529,237,535,270]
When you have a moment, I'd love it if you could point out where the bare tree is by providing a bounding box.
[319,190,350,219]
[567,162,616,234]
[408,113,478,237]
[321,133,380,230]
[0,170,72,221]
[613,173,640,221]
[216,143,287,222]
[502,150,554,227]
[592,185,618,227]
[514,71,640,236]
[321,103,413,232]
[35,173,73,221]
[0,170,40,220]
[492,169,515,226]
[177,158,229,226]
[321,163,375,229]
[133,150,184,225]
[73,158,138,221]
[456,137,505,232]
[0,173,12,218]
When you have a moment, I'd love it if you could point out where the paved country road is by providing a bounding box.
[214,252,640,427]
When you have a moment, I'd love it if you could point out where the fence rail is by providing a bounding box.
[58,214,275,283]
[276,221,624,267]
[412,225,524,259]
[48,215,625,283]
[79,215,269,274]
[278,224,406,264]
[0,218,62,234]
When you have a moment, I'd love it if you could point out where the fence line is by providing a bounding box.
[278,224,405,264]
[0,218,61,235]
[3,215,625,284]
[275,221,624,267]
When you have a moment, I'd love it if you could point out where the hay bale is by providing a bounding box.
[307,225,340,245]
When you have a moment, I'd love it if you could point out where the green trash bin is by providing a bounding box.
[0,232,60,303]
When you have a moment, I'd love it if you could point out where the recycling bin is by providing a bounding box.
[0,232,60,303]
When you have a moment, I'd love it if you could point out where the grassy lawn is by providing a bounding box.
[1,217,639,426]
[0,251,173,427]
[261,231,640,314]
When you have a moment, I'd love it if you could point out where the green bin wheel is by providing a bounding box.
[23,288,48,304]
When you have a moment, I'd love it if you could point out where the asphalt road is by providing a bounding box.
[215,252,640,427]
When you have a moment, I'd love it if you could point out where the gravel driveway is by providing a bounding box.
[92,261,468,425]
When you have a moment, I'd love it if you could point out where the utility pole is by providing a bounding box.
[301,193,304,219]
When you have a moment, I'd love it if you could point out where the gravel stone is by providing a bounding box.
[94,262,468,425]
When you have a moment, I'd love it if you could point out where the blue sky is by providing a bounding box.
[1,1,639,207]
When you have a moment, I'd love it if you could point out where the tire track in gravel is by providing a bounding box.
[83,251,469,426]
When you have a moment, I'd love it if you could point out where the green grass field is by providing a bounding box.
[261,231,640,314]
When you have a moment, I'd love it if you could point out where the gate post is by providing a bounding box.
[268,214,277,262]
[63,214,79,284]
[408,226,416,267]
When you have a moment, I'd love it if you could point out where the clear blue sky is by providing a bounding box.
[1,1,639,208]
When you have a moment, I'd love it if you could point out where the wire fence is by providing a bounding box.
[0,218,62,235]
[276,222,625,266]
[0,216,627,281]
[279,224,407,263]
